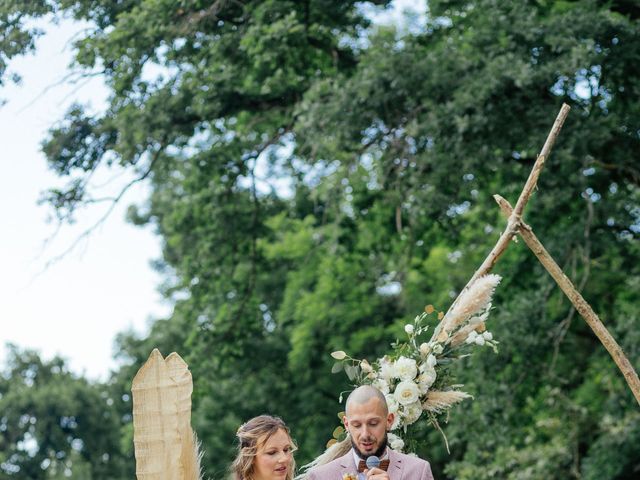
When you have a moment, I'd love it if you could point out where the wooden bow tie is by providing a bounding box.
[358,459,390,472]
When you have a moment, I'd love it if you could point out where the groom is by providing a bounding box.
[308,385,435,480]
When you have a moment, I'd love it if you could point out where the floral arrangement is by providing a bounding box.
[329,274,502,453]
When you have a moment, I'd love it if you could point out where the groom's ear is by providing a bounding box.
[386,412,394,430]
[343,414,349,428]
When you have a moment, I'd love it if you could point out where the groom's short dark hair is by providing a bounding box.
[345,385,388,415]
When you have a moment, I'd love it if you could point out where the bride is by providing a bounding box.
[231,415,297,480]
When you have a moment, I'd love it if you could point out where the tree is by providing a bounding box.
[0,345,130,478]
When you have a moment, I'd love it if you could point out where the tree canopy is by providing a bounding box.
[1,0,638,478]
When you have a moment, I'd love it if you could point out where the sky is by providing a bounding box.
[0,20,169,381]
[0,0,425,382]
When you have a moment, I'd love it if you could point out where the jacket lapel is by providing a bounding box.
[337,451,357,478]
[387,449,405,480]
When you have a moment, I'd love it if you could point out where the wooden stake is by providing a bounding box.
[443,104,571,316]
[495,195,640,405]
[438,102,639,404]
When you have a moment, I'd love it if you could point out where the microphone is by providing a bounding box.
[366,456,381,470]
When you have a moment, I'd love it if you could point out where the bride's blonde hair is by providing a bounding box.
[231,415,297,480]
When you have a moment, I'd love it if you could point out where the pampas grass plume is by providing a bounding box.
[296,437,351,480]
[438,274,501,340]
[423,390,472,414]
[182,429,203,480]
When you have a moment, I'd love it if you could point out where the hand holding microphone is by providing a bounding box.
[364,456,390,480]
[366,456,381,470]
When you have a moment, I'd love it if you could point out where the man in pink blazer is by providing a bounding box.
[308,386,435,480]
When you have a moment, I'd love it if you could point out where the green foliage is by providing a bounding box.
[0,345,130,478]
[0,0,52,96]
[1,0,639,478]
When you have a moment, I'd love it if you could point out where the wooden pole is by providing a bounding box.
[443,104,571,317]
[495,195,640,405]
[437,102,640,404]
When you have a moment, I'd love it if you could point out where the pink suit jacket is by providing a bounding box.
[307,449,434,480]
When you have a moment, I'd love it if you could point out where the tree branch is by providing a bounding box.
[40,148,163,272]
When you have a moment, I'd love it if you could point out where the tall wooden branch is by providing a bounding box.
[495,196,640,405]
[444,104,571,317]
[440,102,639,404]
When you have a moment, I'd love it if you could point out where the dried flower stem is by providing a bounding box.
[495,195,640,406]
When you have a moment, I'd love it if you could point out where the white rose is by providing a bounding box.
[424,366,437,384]
[417,368,436,394]
[417,380,429,395]
[419,342,430,356]
[401,401,423,425]
[394,356,418,380]
[482,331,493,341]
[426,354,437,368]
[387,433,405,451]
[475,335,485,346]
[379,359,394,380]
[373,378,390,394]
[393,380,420,405]
[465,330,478,344]
[432,343,444,355]
[404,324,414,335]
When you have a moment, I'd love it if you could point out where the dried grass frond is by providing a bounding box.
[182,429,203,480]
[295,437,351,479]
[436,274,501,341]
[423,390,472,414]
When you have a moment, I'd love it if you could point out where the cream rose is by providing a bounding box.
[417,367,436,394]
[379,358,394,380]
[387,432,405,451]
[394,356,418,381]
[373,378,390,395]
[401,401,423,425]
[393,380,420,405]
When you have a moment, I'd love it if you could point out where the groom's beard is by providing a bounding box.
[352,433,388,460]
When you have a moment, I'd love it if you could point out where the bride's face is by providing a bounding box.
[253,429,294,480]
